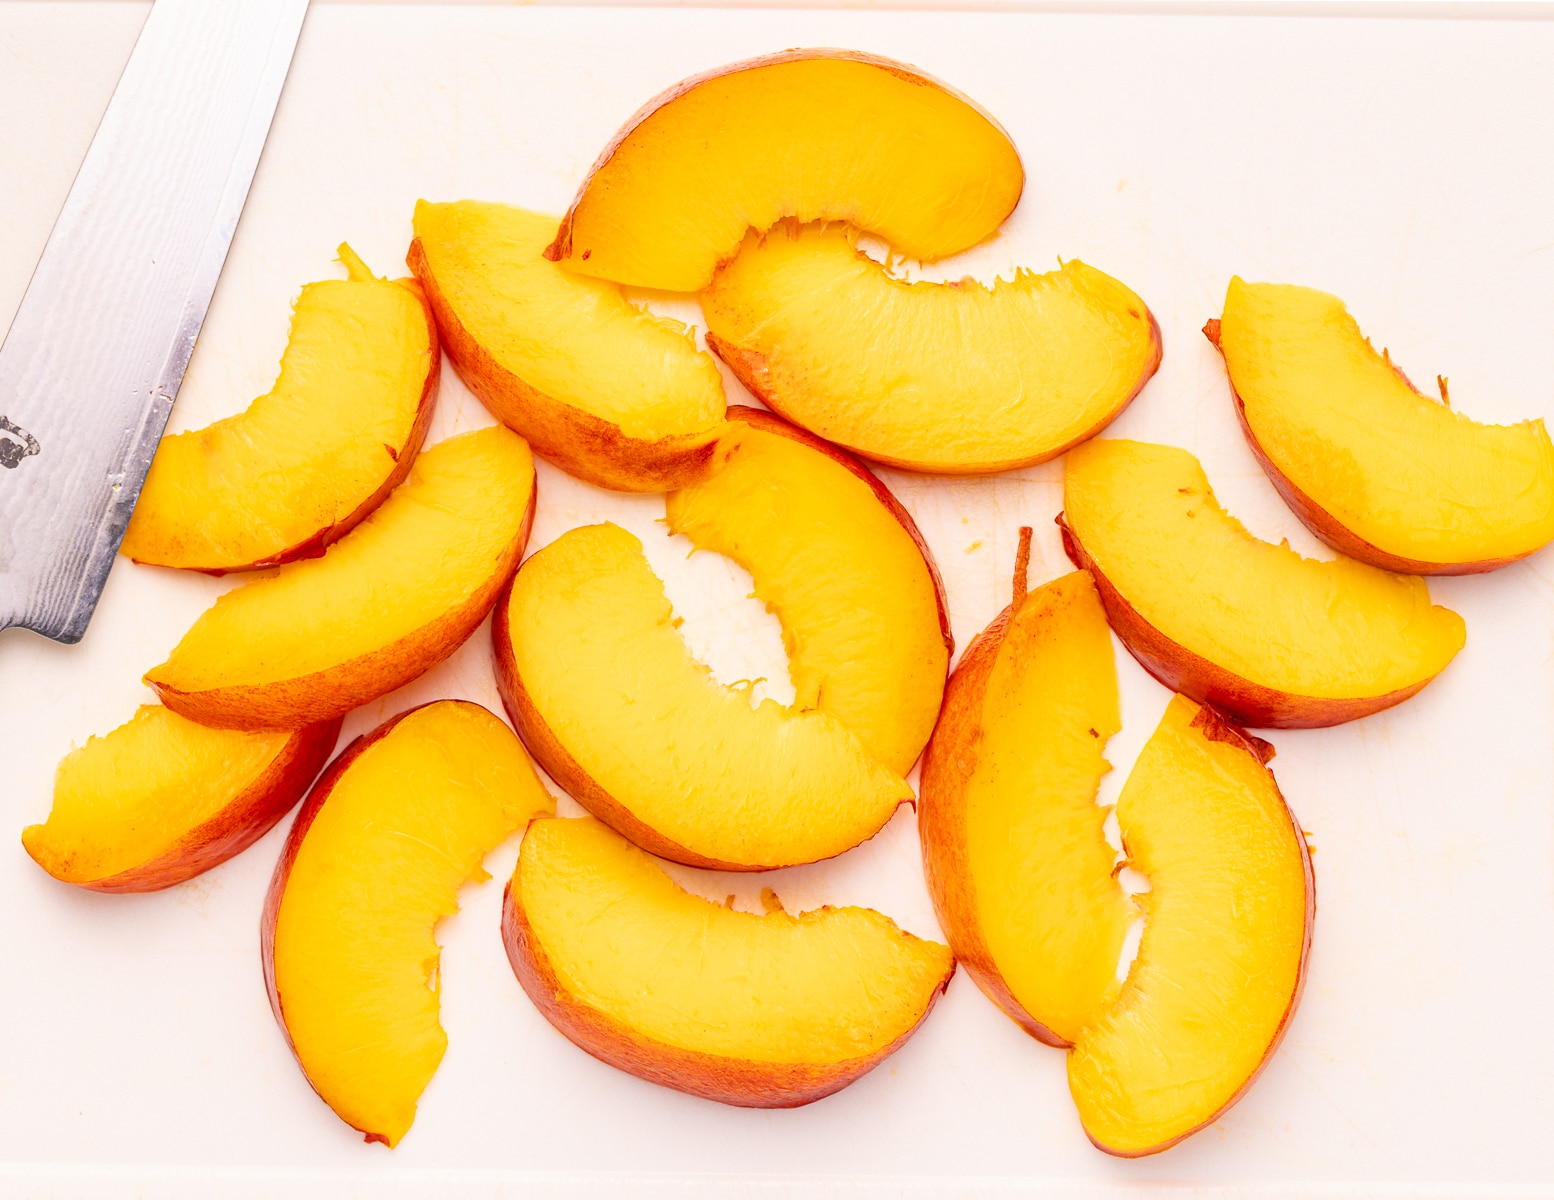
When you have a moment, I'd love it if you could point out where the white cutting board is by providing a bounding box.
[3,3,1554,1196]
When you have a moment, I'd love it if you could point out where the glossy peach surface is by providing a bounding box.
[1212,280,1554,573]
[503,816,953,1107]
[123,248,437,572]
[1061,438,1465,727]
[547,49,1023,290]
[263,701,553,1146]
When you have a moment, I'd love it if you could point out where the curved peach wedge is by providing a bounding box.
[503,815,953,1107]
[122,246,438,573]
[263,701,554,1147]
[546,50,1024,291]
[147,426,536,730]
[664,406,951,774]
[1069,695,1312,1156]
[409,201,729,491]
[920,560,1131,1048]
[702,223,1160,473]
[1061,439,1465,728]
[493,522,912,870]
[922,539,1312,1155]
[1210,279,1554,574]
[22,705,339,893]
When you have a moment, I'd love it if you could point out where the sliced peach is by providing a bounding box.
[922,538,1312,1155]
[262,700,553,1147]
[409,201,730,492]
[493,522,911,870]
[1068,695,1312,1156]
[546,50,1024,291]
[147,426,535,730]
[503,815,953,1107]
[701,223,1160,473]
[122,246,437,573]
[1060,439,1465,727]
[22,705,339,893]
[664,406,951,774]
[1210,279,1554,574]
[919,556,1130,1047]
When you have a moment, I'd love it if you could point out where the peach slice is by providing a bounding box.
[493,522,912,870]
[122,246,438,573]
[503,815,953,1107]
[1209,279,1554,574]
[22,705,339,893]
[664,406,951,774]
[919,557,1131,1047]
[701,223,1160,473]
[921,538,1313,1155]
[1060,439,1465,728]
[1068,695,1313,1156]
[545,50,1024,291]
[262,700,554,1147]
[409,201,730,492]
[147,426,536,730]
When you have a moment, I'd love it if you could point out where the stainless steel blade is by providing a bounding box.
[0,0,309,643]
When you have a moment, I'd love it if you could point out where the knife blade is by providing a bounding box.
[0,0,310,643]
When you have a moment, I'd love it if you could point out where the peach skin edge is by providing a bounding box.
[1057,513,1436,729]
[720,404,955,668]
[490,580,907,873]
[147,473,535,731]
[259,704,437,1147]
[408,237,727,494]
[500,840,956,1109]
[27,717,341,894]
[543,47,1024,270]
[1203,318,1528,577]
[917,590,1073,1050]
[1084,702,1316,1158]
[126,279,440,576]
[706,307,1162,477]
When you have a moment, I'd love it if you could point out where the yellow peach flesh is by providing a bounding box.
[122,253,434,571]
[412,201,724,443]
[267,701,553,1147]
[24,706,297,885]
[1068,696,1311,1155]
[514,816,952,1065]
[664,414,948,775]
[1063,439,1464,702]
[502,522,910,869]
[550,51,1023,291]
[702,224,1159,472]
[959,572,1132,1044]
[146,426,535,727]
[1219,278,1554,568]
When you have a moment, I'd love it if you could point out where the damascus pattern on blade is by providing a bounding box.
[0,0,309,643]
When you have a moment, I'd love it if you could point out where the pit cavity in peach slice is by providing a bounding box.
[546,50,1024,291]
[263,701,554,1147]
[147,426,536,730]
[22,705,339,893]
[919,556,1130,1047]
[1061,439,1465,728]
[493,522,912,870]
[664,407,951,774]
[1211,279,1554,574]
[503,815,954,1107]
[123,245,437,573]
[702,223,1159,474]
[409,201,729,492]
[1068,695,1312,1156]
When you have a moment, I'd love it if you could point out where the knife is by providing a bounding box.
[0,0,310,644]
